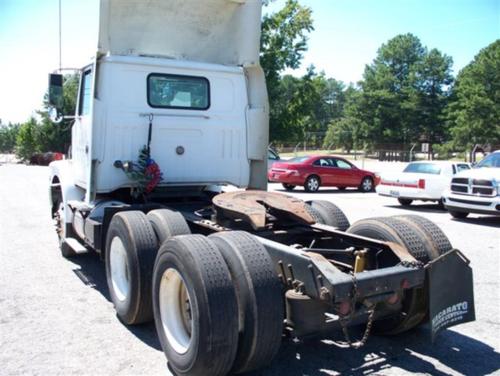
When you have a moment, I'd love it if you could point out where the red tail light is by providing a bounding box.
[418,179,426,189]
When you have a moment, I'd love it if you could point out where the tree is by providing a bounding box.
[38,74,79,153]
[0,122,20,153]
[446,40,500,150]
[323,117,364,153]
[355,34,453,152]
[261,0,314,142]
[411,48,453,154]
[16,117,40,161]
[261,0,314,86]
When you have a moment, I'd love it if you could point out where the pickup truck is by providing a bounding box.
[442,151,500,218]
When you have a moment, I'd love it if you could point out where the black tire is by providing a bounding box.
[392,215,452,256]
[359,176,374,192]
[105,211,158,325]
[282,183,296,191]
[54,199,77,258]
[398,198,413,206]
[208,231,283,374]
[306,200,350,231]
[450,210,469,219]
[304,175,321,192]
[347,217,434,333]
[338,187,347,191]
[437,199,445,210]
[147,209,191,245]
[153,235,239,376]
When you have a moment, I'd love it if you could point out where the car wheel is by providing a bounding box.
[282,183,296,191]
[436,199,445,210]
[359,176,374,192]
[450,210,469,219]
[304,175,320,192]
[398,198,413,206]
[338,187,346,191]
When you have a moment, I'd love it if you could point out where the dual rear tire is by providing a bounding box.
[347,214,452,334]
[153,232,283,376]
[105,211,283,375]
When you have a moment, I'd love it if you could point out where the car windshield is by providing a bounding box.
[476,153,500,168]
[286,156,310,163]
[403,163,441,174]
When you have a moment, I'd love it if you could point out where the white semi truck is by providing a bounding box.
[47,1,475,375]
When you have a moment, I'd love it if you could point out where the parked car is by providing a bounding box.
[267,148,280,172]
[29,152,64,166]
[268,155,376,192]
[442,151,500,218]
[376,161,471,207]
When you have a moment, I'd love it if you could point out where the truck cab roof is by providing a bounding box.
[98,0,261,66]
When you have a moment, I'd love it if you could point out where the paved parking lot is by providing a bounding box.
[1,164,499,375]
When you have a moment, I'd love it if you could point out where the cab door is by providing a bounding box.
[72,66,94,188]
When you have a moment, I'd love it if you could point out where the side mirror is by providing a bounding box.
[48,73,63,110]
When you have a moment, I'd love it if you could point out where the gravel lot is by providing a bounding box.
[1,163,499,376]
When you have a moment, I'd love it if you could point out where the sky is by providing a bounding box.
[0,0,498,125]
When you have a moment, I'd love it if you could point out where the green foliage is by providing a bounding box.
[13,74,78,160]
[262,0,316,142]
[15,117,40,161]
[38,74,79,153]
[355,33,453,149]
[0,123,20,153]
[323,117,365,153]
[269,67,347,143]
[261,0,314,87]
[446,40,500,149]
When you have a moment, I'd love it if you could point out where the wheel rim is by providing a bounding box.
[109,236,130,302]
[159,268,193,355]
[56,202,65,239]
[307,177,319,191]
[362,178,372,191]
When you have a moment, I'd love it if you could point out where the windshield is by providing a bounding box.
[476,153,500,168]
[403,163,441,175]
[287,156,310,163]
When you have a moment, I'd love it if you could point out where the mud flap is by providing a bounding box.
[426,249,475,341]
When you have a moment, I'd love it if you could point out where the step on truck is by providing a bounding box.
[47,1,475,375]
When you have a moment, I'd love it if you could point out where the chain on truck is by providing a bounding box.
[46,1,475,375]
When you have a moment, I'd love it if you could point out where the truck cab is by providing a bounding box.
[443,150,500,218]
[45,2,475,375]
[50,0,268,208]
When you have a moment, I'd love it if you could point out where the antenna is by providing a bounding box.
[58,0,62,72]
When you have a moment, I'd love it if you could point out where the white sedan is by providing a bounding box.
[376,161,471,206]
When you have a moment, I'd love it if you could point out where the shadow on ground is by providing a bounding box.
[451,215,500,228]
[256,327,500,376]
[70,252,161,350]
[385,203,447,214]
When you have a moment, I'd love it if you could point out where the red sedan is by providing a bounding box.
[268,155,376,192]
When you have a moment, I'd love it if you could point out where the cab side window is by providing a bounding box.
[78,69,93,116]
